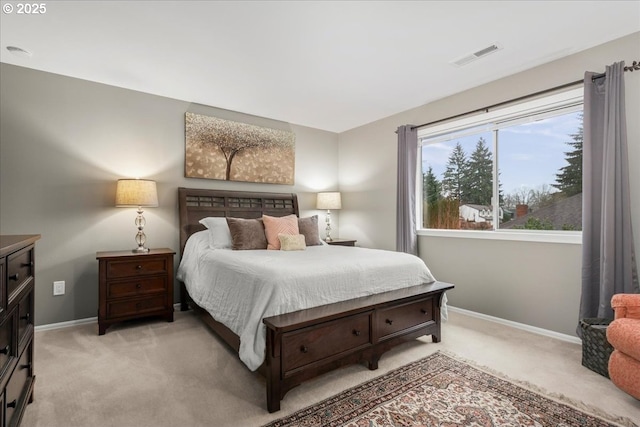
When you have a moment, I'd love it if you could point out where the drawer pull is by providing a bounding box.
[21,261,34,267]
[353,329,361,336]
[136,283,142,289]
[136,265,143,270]
[385,319,393,325]
[20,363,32,370]
[21,313,30,321]
[7,399,17,409]
[0,345,9,354]
[9,273,19,281]
[300,345,309,353]
[420,308,428,314]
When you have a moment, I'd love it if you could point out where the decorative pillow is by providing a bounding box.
[226,217,267,250]
[262,214,299,250]
[297,215,322,246]
[278,234,306,251]
[199,217,233,249]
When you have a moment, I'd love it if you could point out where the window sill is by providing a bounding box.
[417,228,582,245]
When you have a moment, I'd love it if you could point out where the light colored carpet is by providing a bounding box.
[23,310,639,427]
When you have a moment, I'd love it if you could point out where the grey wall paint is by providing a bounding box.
[338,33,640,336]
[0,64,339,326]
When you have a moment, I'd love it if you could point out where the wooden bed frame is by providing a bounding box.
[177,187,453,412]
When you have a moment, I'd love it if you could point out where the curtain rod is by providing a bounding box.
[411,59,639,131]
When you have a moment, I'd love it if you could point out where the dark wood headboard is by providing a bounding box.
[178,187,299,256]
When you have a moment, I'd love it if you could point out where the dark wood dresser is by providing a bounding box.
[0,234,40,427]
[96,248,175,335]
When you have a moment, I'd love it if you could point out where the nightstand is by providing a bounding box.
[96,248,175,335]
[325,238,357,247]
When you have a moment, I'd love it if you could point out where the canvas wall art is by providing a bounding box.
[185,112,296,184]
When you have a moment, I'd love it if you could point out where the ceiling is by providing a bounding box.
[1,1,639,133]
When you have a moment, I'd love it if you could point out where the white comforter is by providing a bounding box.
[177,231,439,371]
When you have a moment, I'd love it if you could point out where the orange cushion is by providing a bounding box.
[607,318,640,361]
[608,350,640,400]
[262,214,299,250]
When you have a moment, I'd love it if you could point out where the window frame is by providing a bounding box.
[416,87,583,245]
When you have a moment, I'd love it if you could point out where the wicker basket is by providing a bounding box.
[580,318,614,378]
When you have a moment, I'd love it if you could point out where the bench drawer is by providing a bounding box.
[377,297,435,340]
[282,313,371,373]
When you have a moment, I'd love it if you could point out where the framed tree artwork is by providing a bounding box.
[185,112,296,184]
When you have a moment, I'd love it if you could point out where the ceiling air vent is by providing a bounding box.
[450,43,502,67]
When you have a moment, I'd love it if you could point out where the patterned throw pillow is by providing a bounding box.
[278,234,306,251]
[262,214,300,250]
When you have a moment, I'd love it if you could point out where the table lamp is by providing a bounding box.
[316,192,341,242]
[115,179,159,253]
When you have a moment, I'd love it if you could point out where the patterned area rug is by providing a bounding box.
[264,351,636,427]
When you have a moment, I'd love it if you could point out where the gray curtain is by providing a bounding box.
[579,61,640,329]
[396,125,418,255]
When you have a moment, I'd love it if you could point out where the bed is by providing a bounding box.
[176,187,454,412]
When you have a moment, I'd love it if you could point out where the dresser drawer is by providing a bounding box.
[17,291,33,353]
[0,312,15,378]
[7,246,34,305]
[107,295,167,319]
[0,258,5,314]
[282,313,371,373]
[5,343,33,427]
[106,257,168,279]
[377,298,435,340]
[107,277,167,299]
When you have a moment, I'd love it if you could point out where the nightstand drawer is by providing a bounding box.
[107,295,167,319]
[377,297,435,340]
[107,277,167,299]
[106,257,168,279]
[282,313,371,374]
[7,246,34,305]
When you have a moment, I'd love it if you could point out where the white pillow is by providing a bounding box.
[198,217,233,249]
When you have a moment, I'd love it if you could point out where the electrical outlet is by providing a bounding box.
[53,281,65,296]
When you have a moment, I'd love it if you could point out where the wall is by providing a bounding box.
[0,64,339,326]
[338,32,640,336]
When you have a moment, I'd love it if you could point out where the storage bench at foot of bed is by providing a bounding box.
[263,281,453,413]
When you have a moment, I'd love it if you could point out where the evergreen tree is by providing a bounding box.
[423,166,442,205]
[442,142,469,201]
[553,115,583,196]
[466,137,493,205]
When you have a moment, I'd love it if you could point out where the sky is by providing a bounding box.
[421,110,582,198]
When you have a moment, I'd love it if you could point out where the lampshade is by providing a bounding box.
[317,192,342,210]
[115,179,159,207]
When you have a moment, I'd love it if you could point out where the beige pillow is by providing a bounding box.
[278,234,306,251]
[263,214,299,250]
[298,215,322,246]
[226,217,267,250]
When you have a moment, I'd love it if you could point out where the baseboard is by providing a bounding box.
[35,304,581,344]
[448,305,582,344]
[34,303,184,332]
[35,316,98,332]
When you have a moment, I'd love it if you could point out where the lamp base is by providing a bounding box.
[133,246,150,253]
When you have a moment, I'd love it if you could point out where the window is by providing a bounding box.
[418,88,583,240]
